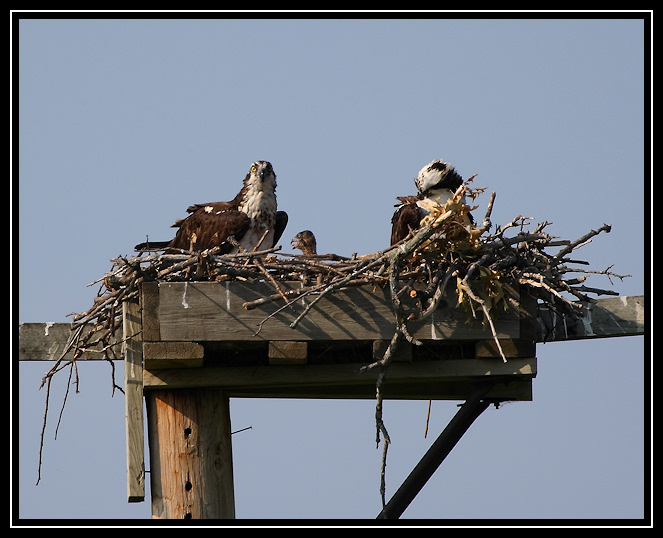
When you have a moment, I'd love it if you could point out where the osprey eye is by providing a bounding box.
[251,166,257,172]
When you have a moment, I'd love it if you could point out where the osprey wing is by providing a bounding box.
[169,206,251,253]
[272,211,289,247]
[390,202,422,245]
[183,201,236,215]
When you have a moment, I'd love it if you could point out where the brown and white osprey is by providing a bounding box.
[134,160,288,254]
[390,159,469,245]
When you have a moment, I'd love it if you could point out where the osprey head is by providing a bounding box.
[245,161,276,190]
[414,159,463,195]
[291,230,317,255]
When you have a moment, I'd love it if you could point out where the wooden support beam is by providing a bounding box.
[536,295,645,341]
[143,341,204,369]
[475,338,536,359]
[268,341,308,365]
[143,357,536,401]
[145,388,235,519]
[122,300,146,502]
[17,322,120,361]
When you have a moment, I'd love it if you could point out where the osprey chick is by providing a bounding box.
[291,230,317,256]
[135,161,288,254]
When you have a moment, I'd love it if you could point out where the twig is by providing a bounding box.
[424,399,432,439]
[252,256,292,308]
[554,223,612,259]
[480,191,496,232]
[289,257,388,329]
[36,375,51,485]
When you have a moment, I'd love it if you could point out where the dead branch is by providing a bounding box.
[554,223,612,259]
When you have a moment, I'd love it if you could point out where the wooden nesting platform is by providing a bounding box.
[133,281,538,402]
[19,282,643,508]
[117,280,540,506]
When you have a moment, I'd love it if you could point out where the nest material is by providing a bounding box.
[37,181,629,495]
[63,180,625,365]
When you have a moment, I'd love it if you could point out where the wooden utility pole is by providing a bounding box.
[146,388,235,519]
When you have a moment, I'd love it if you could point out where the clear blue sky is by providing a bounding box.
[15,14,649,523]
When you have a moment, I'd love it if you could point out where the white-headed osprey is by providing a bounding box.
[135,160,288,254]
[390,159,470,245]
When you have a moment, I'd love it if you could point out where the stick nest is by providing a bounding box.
[64,179,627,363]
[37,180,629,495]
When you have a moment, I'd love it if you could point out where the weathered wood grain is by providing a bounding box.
[268,341,308,364]
[156,281,521,342]
[146,388,235,519]
[17,322,120,361]
[141,281,161,341]
[123,300,145,502]
[536,295,645,341]
[143,342,204,369]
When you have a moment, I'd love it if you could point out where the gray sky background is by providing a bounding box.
[14,14,649,523]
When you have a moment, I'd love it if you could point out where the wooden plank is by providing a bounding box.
[222,379,533,401]
[536,295,645,342]
[146,388,235,519]
[122,300,145,502]
[142,357,537,401]
[143,342,204,369]
[156,281,521,343]
[268,341,308,365]
[519,288,539,343]
[141,281,161,341]
[18,293,645,364]
[475,339,536,359]
[17,322,120,361]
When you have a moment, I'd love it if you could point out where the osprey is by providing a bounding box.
[291,230,317,256]
[134,160,288,254]
[390,159,470,245]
